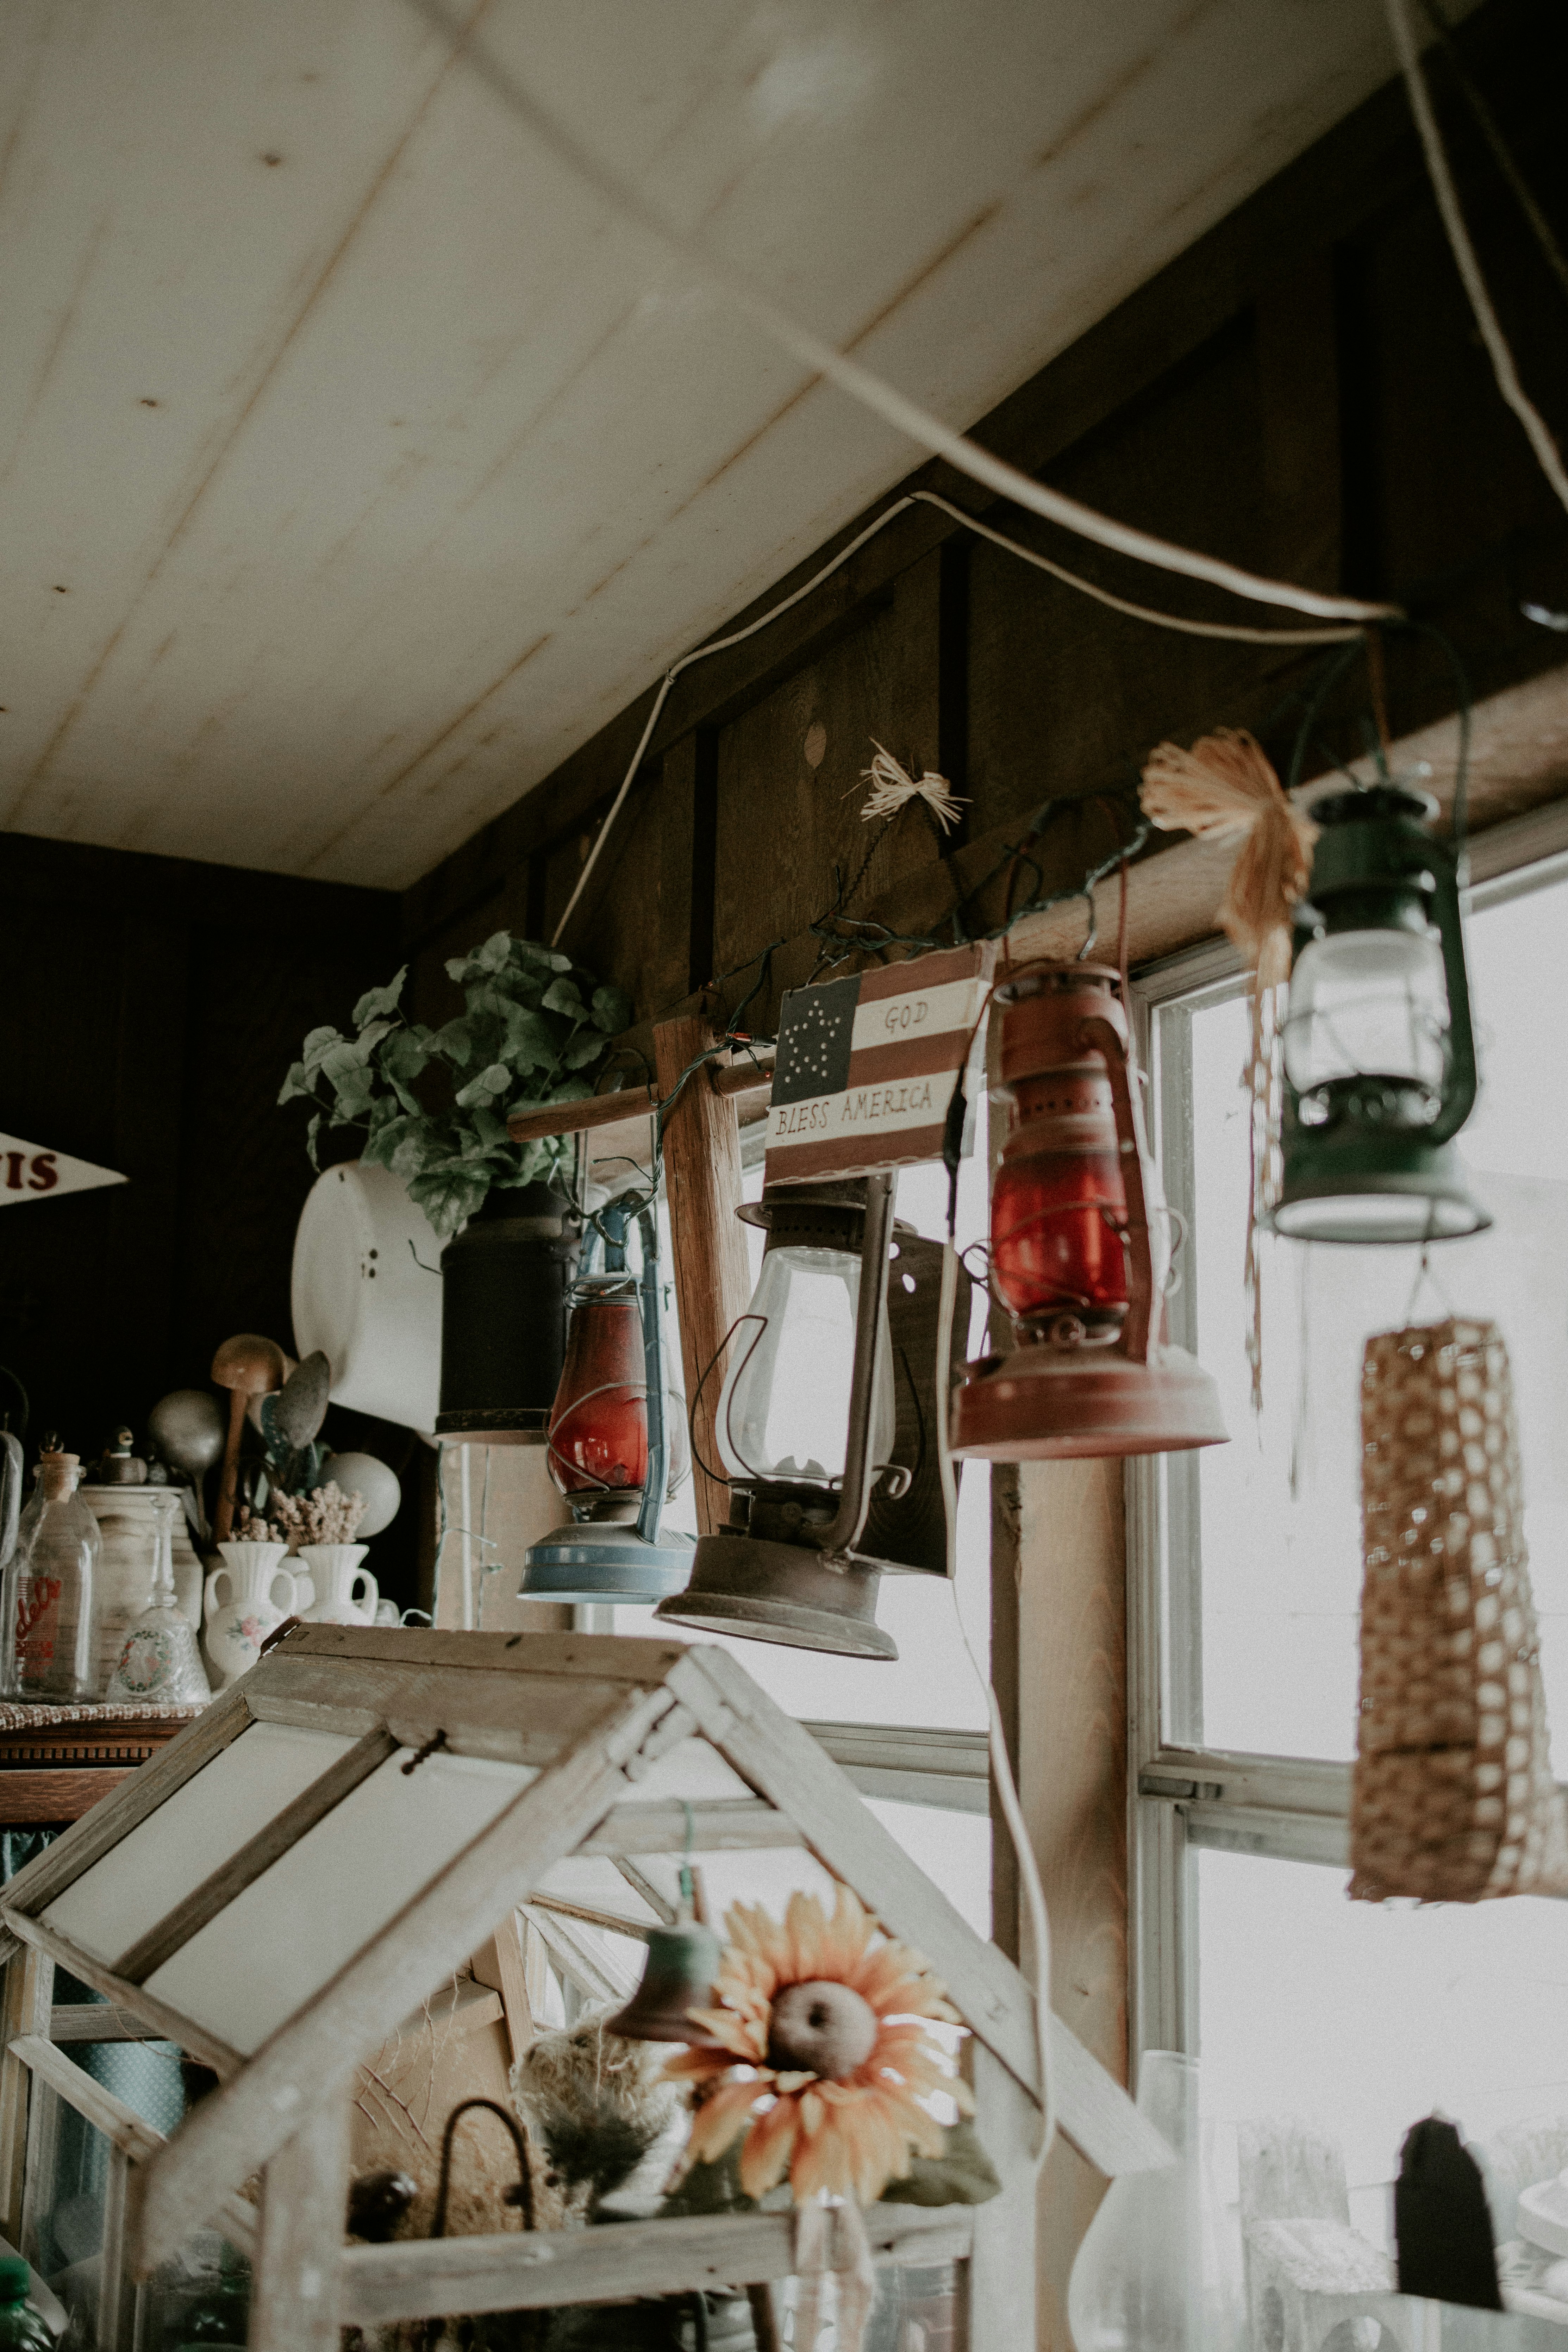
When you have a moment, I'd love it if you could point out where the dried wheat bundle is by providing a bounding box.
[855,741,968,834]
[1351,1317,1568,1902]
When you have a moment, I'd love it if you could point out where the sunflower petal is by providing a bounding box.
[738,2092,801,2199]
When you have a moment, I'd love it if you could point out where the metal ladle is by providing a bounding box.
[211,1335,286,1542]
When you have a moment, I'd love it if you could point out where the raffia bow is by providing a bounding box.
[1138,729,1316,1415]
[1139,728,1316,986]
[855,742,968,834]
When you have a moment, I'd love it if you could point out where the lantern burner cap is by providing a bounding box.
[995,962,1123,1007]
[1301,779,1438,826]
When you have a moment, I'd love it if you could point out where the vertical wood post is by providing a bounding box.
[470,1911,536,2070]
[98,2145,137,2352]
[0,1947,52,2246]
[251,2097,349,2352]
[1019,1454,1129,2352]
[652,1017,753,1538]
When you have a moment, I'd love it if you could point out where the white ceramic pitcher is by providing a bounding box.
[297,1544,377,1626]
[204,1543,300,1687]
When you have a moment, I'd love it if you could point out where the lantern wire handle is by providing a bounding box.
[1402,1242,1458,1332]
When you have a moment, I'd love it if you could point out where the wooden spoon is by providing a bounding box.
[211,1334,286,1542]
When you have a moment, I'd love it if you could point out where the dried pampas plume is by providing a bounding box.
[855,742,968,834]
[1139,728,1316,987]
[1139,728,1317,1416]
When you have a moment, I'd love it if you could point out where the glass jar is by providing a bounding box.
[1068,2050,1245,2352]
[4,1449,102,1701]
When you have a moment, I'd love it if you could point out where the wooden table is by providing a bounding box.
[0,1705,204,1828]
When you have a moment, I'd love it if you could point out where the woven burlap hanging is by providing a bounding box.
[1352,1317,1568,1902]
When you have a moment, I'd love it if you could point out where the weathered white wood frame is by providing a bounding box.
[0,1627,1164,2352]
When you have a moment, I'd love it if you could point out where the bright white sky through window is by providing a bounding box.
[1181,865,1568,1766]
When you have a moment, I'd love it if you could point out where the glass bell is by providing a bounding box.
[105,1490,212,1705]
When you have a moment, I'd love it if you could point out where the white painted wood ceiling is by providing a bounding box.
[0,0,1417,890]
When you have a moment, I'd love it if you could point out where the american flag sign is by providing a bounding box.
[763,943,996,1187]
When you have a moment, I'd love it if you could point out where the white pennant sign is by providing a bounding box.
[0,1132,127,1206]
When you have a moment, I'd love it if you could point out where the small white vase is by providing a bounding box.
[205,1544,300,1688]
[297,1544,377,1626]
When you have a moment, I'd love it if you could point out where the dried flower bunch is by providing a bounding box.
[234,1482,366,1547]
[666,1885,968,2206]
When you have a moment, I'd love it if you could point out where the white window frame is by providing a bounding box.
[1124,796,1568,2067]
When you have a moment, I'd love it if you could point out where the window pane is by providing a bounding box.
[1196,1844,1568,2252]
[1159,869,1568,1764]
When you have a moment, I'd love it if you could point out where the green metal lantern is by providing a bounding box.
[1272,782,1489,1245]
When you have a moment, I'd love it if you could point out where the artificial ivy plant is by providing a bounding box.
[279,931,631,1238]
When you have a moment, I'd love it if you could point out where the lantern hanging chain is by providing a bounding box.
[1385,0,1568,521]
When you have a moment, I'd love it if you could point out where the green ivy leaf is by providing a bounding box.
[305,1111,324,1170]
[562,1032,606,1070]
[475,932,512,973]
[430,1018,475,1066]
[542,978,587,1020]
[352,967,407,1029]
[390,1123,445,1180]
[277,1061,312,1106]
[591,984,632,1034]
[454,1061,511,1109]
[407,1164,491,1238]
[543,1076,594,1105]
[500,1005,558,1071]
[301,1025,344,1076]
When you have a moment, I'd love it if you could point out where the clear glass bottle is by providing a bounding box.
[1067,2050,1245,2352]
[4,1445,102,1701]
[0,2255,52,2350]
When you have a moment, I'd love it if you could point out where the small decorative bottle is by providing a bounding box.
[3,1440,102,1701]
[105,1490,211,1706]
[0,2254,52,2349]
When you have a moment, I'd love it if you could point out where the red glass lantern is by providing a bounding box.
[951,963,1228,1460]
[547,1293,648,1501]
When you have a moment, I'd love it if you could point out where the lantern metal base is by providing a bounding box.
[1273,1136,1491,1245]
[949,1341,1228,1460]
[520,1519,695,1606]
[654,1534,897,1659]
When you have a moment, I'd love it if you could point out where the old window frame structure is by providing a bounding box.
[1124,798,1568,2063]
[0,1625,1156,2352]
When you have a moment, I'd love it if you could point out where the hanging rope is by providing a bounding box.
[1139,729,1317,1415]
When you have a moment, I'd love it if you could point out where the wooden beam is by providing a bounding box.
[0,1949,51,2245]
[113,1728,398,1985]
[48,2003,158,2044]
[469,1912,536,2069]
[6,2037,163,2163]
[652,1017,754,1537]
[250,2098,349,2352]
[577,1797,803,1854]
[1018,1458,1130,2352]
[0,1768,138,1825]
[338,2202,972,2325]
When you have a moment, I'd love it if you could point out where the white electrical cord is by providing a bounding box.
[408,0,1401,646]
[549,480,1362,945]
[1386,0,1568,520]
[934,1227,1058,2175]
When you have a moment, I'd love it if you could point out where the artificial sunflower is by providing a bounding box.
[664,1884,971,2205]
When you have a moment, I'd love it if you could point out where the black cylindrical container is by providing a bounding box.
[435,1184,578,1440]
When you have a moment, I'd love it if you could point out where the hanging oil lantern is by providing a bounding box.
[519,1201,694,1604]
[656,1175,905,1657]
[1271,782,1489,1244]
[950,962,1227,1460]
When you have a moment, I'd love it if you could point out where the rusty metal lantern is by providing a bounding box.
[950,962,1228,1461]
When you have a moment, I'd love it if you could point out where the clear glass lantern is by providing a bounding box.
[1282,925,1450,1116]
[716,1205,895,1485]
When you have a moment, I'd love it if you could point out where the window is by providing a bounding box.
[1131,830,1568,2291]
